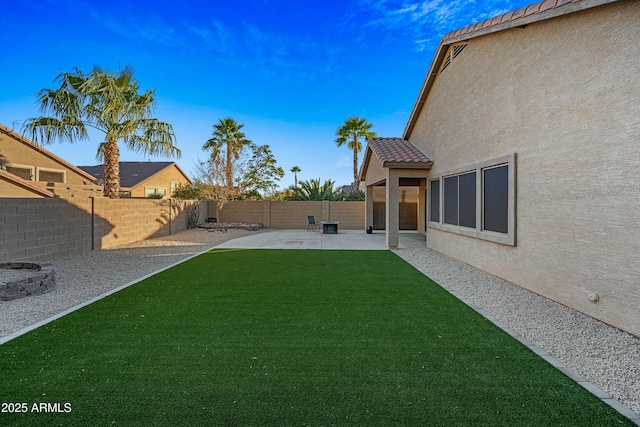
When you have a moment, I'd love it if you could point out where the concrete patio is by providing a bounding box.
[215,229,426,250]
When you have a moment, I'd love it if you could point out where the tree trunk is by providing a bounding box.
[103,140,121,198]
[226,142,233,189]
[353,139,359,189]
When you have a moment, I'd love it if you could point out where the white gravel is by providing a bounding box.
[0,229,637,422]
[394,247,640,420]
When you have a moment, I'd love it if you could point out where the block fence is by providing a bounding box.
[210,200,365,229]
[0,197,206,262]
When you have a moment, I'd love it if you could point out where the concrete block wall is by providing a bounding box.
[215,200,364,229]
[0,198,204,262]
[0,197,93,262]
[210,201,266,225]
[93,198,204,249]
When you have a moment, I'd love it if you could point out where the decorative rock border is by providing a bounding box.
[0,262,57,301]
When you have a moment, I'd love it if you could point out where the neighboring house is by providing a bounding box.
[78,162,191,198]
[360,0,639,337]
[0,123,101,198]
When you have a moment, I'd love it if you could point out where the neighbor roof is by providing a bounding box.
[361,138,434,180]
[78,162,190,188]
[403,0,620,139]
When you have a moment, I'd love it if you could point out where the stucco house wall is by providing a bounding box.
[0,124,99,192]
[133,164,191,198]
[409,1,639,336]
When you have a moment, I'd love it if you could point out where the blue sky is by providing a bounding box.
[1,0,533,189]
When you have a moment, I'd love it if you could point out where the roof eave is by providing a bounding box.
[382,161,434,169]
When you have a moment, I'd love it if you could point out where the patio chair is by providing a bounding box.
[307,215,320,231]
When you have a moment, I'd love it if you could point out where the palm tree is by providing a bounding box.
[203,118,251,188]
[290,165,301,187]
[22,65,179,198]
[287,178,341,201]
[335,117,376,189]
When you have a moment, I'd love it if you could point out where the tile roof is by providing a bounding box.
[78,162,177,188]
[368,138,434,166]
[442,0,609,42]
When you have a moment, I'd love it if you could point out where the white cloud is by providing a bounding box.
[359,0,526,51]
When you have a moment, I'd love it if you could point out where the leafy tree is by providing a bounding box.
[335,117,376,189]
[290,165,301,187]
[287,178,341,201]
[171,182,204,199]
[241,144,284,198]
[190,156,242,229]
[344,190,365,201]
[203,118,251,189]
[22,65,179,198]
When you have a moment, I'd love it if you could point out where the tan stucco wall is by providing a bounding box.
[132,165,190,198]
[410,1,640,336]
[363,153,386,186]
[0,132,95,187]
[0,179,46,198]
[214,200,365,229]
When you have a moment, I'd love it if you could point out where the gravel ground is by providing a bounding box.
[0,229,638,421]
[394,248,640,419]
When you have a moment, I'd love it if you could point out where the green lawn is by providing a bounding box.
[0,249,633,426]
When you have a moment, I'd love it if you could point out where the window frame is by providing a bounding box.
[427,153,516,246]
[36,167,66,184]
[5,163,35,181]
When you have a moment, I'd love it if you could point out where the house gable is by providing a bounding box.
[403,0,620,140]
[78,162,192,197]
[0,123,98,187]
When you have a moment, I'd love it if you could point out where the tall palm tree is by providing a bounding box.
[335,117,376,189]
[290,165,301,187]
[203,118,251,188]
[22,65,179,198]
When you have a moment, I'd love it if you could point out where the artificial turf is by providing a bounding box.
[0,249,633,426]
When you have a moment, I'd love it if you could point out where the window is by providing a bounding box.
[427,154,516,246]
[429,179,440,222]
[444,171,476,228]
[144,187,157,197]
[170,181,178,195]
[483,165,509,234]
[37,168,65,183]
[6,164,33,180]
[157,188,167,197]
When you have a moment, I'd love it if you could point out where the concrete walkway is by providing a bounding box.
[215,229,426,250]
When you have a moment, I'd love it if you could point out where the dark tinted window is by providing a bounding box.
[429,179,439,222]
[444,176,458,225]
[458,172,476,228]
[483,165,508,233]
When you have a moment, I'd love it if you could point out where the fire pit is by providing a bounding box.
[0,262,56,301]
[321,221,340,234]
